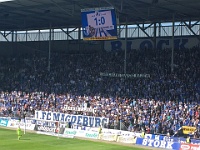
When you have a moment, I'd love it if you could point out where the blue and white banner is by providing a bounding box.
[136,137,180,150]
[145,134,200,145]
[35,111,109,127]
[145,134,166,140]
[104,36,200,51]
[145,134,175,141]
[0,118,9,127]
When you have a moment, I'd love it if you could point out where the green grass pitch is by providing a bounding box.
[0,128,148,150]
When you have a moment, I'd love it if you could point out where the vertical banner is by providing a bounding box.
[81,7,117,40]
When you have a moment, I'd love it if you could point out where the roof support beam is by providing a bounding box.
[104,0,122,13]
[3,31,12,37]
[164,0,200,15]
[0,2,69,26]
[137,24,150,38]
[126,1,149,21]
[135,0,188,19]
[0,31,10,41]
[144,23,154,30]
[183,21,200,41]
[190,21,200,28]
[50,0,73,16]
[60,28,75,40]
[137,24,154,42]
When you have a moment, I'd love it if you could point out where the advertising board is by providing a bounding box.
[136,137,180,150]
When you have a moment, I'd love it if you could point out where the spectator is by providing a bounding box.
[0,46,199,137]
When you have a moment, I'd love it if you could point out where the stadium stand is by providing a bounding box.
[0,45,199,137]
[0,2,200,147]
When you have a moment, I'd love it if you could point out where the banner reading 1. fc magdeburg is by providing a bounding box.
[35,111,109,127]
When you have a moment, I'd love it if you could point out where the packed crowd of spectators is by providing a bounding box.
[0,46,199,137]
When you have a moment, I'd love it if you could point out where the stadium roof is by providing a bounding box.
[0,0,200,31]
